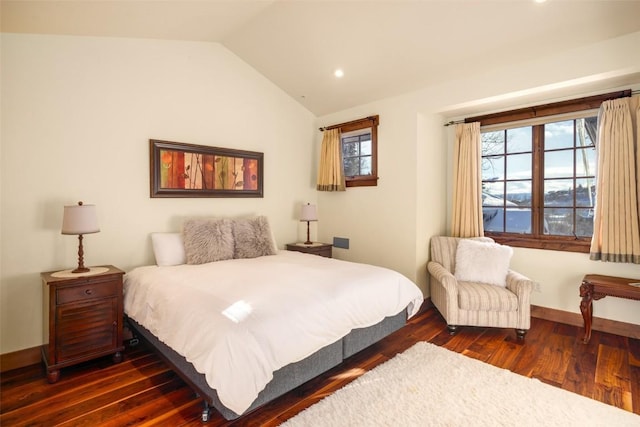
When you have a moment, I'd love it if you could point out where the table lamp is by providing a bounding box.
[62,201,100,273]
[300,203,317,245]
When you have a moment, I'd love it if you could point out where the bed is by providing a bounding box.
[123,217,423,421]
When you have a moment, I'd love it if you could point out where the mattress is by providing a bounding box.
[124,251,423,415]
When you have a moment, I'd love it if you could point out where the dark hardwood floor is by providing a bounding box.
[2,306,639,426]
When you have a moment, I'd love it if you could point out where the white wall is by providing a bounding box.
[316,98,445,295]
[3,30,640,356]
[0,33,317,354]
[317,31,640,325]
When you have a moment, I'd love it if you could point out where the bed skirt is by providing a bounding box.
[126,309,407,421]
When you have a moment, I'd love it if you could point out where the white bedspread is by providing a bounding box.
[123,251,423,415]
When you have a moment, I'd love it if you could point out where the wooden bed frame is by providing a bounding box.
[126,309,408,422]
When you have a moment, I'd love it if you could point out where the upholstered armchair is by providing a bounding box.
[427,236,534,341]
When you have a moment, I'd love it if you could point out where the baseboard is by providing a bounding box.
[1,346,42,373]
[531,304,640,339]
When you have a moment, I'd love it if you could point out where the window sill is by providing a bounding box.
[345,176,378,188]
[486,233,591,253]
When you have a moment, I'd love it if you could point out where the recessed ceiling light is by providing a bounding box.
[334,69,344,78]
[534,0,547,3]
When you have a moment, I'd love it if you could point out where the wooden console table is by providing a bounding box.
[579,274,640,344]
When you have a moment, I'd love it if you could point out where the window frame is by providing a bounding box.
[323,115,379,187]
[466,90,630,253]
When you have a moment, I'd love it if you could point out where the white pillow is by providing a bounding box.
[454,239,513,287]
[151,233,186,266]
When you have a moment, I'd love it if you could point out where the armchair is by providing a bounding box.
[427,236,534,341]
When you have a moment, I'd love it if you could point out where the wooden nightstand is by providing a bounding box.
[41,265,125,383]
[286,243,332,258]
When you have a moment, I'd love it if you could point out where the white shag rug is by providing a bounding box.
[281,341,639,427]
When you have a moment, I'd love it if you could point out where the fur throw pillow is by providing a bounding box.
[454,239,513,287]
[232,216,277,259]
[182,218,234,264]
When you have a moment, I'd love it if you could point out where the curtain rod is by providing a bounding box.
[443,89,637,127]
[319,115,379,131]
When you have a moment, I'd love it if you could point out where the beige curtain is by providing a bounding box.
[451,122,484,237]
[589,95,640,264]
[317,129,346,191]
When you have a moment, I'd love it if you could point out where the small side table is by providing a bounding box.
[579,274,640,344]
[286,242,332,258]
[42,265,125,383]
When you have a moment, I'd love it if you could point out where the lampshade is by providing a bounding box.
[61,202,100,235]
[300,203,318,222]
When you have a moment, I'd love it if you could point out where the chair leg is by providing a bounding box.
[447,325,459,335]
[515,329,527,341]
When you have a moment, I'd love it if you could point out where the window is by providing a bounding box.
[468,90,630,252]
[324,115,379,187]
[342,130,373,177]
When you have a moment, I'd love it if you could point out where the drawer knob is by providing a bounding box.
[84,289,93,295]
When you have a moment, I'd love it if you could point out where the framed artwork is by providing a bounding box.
[150,139,263,198]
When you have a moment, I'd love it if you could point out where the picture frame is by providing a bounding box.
[150,139,264,198]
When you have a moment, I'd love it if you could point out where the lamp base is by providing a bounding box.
[72,267,91,274]
[304,220,314,246]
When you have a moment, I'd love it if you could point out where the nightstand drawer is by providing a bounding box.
[57,280,118,305]
[303,246,329,256]
[286,243,332,258]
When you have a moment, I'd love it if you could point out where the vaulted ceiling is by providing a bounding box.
[3,1,640,116]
